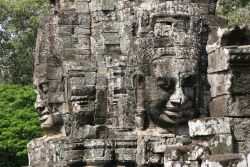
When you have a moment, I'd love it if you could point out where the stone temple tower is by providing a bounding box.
[28,0,250,166]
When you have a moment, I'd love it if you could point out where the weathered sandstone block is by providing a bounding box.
[189,117,231,137]
[201,154,247,167]
[29,0,250,166]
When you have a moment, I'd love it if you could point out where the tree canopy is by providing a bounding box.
[0,84,43,166]
[0,0,50,85]
[217,0,250,25]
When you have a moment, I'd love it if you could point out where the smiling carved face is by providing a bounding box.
[145,57,198,129]
[35,81,63,134]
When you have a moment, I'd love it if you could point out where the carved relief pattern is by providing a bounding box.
[29,0,250,166]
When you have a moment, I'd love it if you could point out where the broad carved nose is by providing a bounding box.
[169,86,186,106]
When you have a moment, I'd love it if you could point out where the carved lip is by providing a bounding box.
[39,109,50,122]
[166,107,179,112]
[164,110,182,118]
[40,114,49,122]
[164,108,193,118]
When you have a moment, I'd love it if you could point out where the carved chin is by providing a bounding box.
[41,124,53,129]
[40,113,63,131]
[40,116,54,129]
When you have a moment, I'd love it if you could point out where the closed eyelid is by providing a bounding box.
[180,77,196,86]
[157,80,167,85]
[157,78,176,89]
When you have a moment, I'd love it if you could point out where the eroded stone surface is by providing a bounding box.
[164,144,209,161]
[164,160,199,167]
[189,118,231,137]
[28,0,250,166]
[201,154,247,167]
[208,134,233,155]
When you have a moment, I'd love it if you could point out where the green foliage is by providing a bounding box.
[0,0,50,85]
[217,0,250,25]
[0,84,43,167]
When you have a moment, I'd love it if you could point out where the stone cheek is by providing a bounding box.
[29,0,250,166]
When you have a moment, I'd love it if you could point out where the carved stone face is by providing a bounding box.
[145,57,198,128]
[34,78,63,134]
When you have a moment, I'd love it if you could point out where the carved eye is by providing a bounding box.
[157,78,175,91]
[39,83,49,94]
[181,76,196,87]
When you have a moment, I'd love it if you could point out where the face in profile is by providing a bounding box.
[145,57,198,129]
[35,80,63,134]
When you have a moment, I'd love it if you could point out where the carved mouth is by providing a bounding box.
[40,114,49,122]
[166,107,179,112]
[39,108,50,122]
[164,110,182,118]
[164,108,193,118]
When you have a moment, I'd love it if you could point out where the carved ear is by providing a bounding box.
[132,70,145,88]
